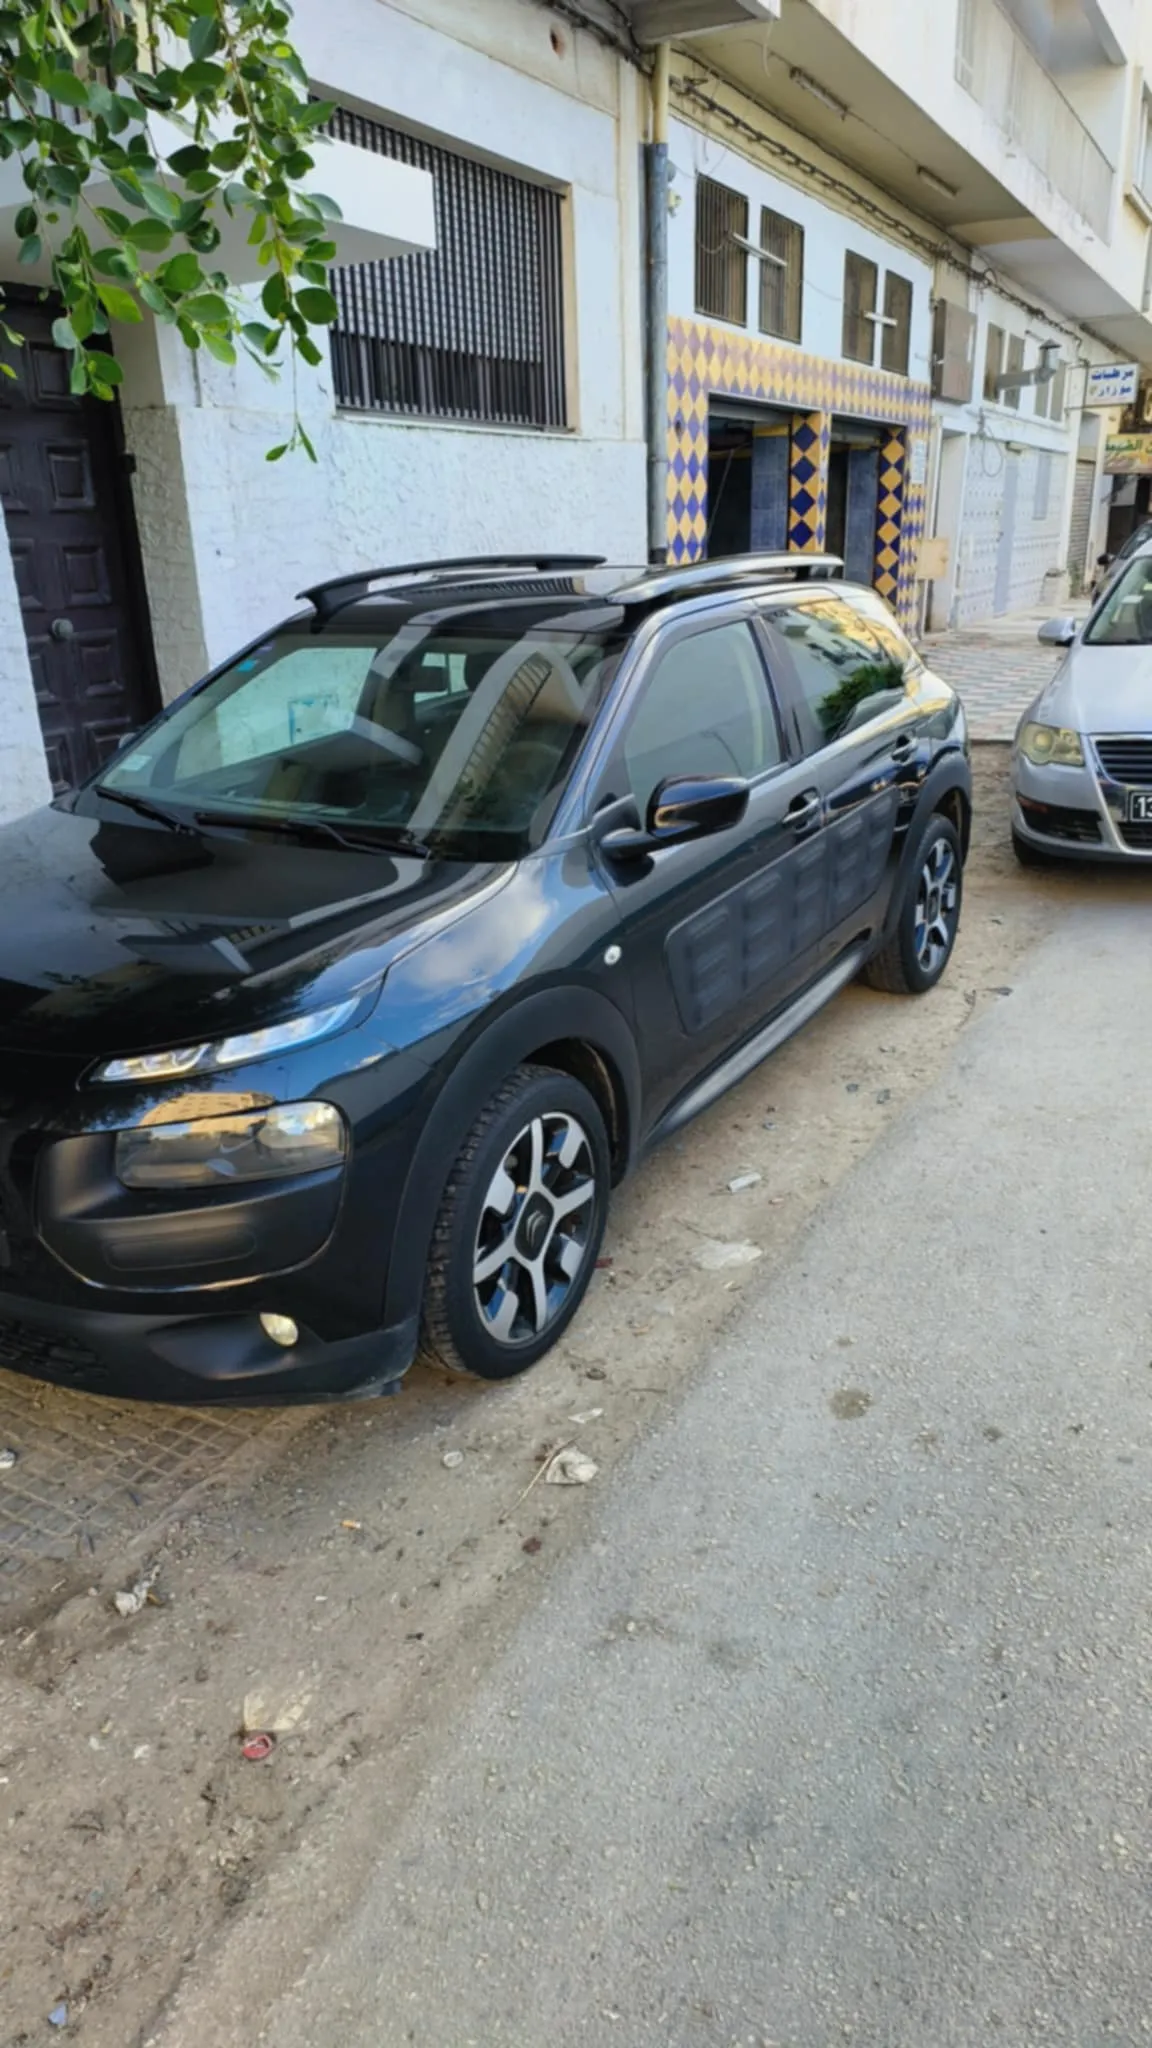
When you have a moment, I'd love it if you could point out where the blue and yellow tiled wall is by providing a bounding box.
[666,317,932,629]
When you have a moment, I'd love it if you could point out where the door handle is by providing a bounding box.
[891,733,917,762]
[51,617,75,641]
[786,789,821,834]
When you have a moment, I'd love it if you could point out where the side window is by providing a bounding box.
[763,598,907,750]
[842,588,924,674]
[622,621,780,812]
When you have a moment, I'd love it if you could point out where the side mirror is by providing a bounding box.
[599,774,750,859]
[1037,617,1077,648]
[1096,553,1113,569]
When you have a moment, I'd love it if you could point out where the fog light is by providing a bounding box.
[260,1313,299,1349]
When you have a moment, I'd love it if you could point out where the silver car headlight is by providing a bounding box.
[92,1000,362,1085]
[115,1102,347,1189]
[1018,722,1085,768]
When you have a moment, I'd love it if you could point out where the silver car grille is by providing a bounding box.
[1092,736,1152,783]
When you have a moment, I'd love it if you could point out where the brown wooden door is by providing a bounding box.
[0,300,159,794]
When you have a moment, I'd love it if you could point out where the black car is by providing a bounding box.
[0,552,970,1405]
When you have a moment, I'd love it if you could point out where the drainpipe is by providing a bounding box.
[645,41,671,564]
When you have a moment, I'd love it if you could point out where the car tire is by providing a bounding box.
[422,1063,610,1380]
[862,813,963,996]
[1011,828,1053,870]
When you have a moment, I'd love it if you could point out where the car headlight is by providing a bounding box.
[1018,722,1084,767]
[93,1000,362,1085]
[115,1102,347,1190]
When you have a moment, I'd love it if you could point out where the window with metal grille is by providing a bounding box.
[1003,332,1025,410]
[881,272,912,375]
[758,207,803,343]
[983,322,1004,400]
[842,252,877,363]
[695,177,749,325]
[327,108,568,430]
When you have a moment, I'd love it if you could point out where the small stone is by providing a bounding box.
[0,1447,16,1471]
[441,1450,464,1470]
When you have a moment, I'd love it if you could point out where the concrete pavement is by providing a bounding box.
[214,903,1152,2048]
[921,602,1091,743]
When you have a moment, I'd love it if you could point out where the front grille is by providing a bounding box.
[0,1316,102,1383]
[1017,797,1102,844]
[1093,737,1152,783]
[1118,819,1152,850]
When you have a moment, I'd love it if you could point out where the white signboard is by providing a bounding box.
[907,436,929,488]
[1085,362,1139,408]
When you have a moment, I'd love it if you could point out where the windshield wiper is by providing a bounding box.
[95,785,200,835]
[192,810,433,858]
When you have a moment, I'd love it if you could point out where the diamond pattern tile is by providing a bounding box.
[665,317,931,625]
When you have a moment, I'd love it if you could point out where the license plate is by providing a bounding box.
[1128,791,1152,821]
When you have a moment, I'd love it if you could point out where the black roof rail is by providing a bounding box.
[297,555,608,622]
[618,552,844,606]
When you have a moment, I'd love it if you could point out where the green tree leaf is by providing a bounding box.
[43,68,89,107]
[96,283,142,323]
[157,250,202,292]
[122,216,172,251]
[294,286,338,325]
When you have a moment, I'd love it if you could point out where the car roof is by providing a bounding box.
[291,552,851,634]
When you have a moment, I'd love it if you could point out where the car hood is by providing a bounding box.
[1040,644,1152,735]
[0,803,509,1057]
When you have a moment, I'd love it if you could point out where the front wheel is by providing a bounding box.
[422,1064,610,1380]
[1012,828,1054,870]
[863,814,963,995]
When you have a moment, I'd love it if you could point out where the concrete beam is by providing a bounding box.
[629,0,779,44]
[0,134,435,289]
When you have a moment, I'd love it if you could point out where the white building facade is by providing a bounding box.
[656,0,1152,622]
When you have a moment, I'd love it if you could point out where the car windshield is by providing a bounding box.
[1085,556,1152,646]
[93,618,629,859]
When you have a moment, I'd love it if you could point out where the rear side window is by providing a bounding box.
[761,597,908,749]
[622,621,780,811]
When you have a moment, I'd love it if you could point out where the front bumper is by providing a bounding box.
[1011,751,1152,862]
[0,1289,419,1404]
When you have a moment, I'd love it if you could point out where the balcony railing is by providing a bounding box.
[956,0,1114,237]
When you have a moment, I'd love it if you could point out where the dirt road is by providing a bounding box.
[1,750,1142,2048]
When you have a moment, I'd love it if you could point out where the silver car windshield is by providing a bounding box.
[1085,557,1152,646]
[95,622,628,859]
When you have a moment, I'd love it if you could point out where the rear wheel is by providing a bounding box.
[422,1064,610,1380]
[863,814,963,995]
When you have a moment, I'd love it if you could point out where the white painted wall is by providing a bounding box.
[667,115,934,381]
[125,0,647,698]
[927,259,1107,621]
[0,541,50,824]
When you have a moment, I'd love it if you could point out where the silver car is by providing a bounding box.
[1012,545,1152,865]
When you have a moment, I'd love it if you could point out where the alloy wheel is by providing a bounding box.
[913,833,959,975]
[472,1112,597,1347]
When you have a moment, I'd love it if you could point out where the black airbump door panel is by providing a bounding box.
[664,835,829,1037]
[826,788,899,924]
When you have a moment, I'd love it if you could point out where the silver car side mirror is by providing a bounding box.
[1037,617,1077,648]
